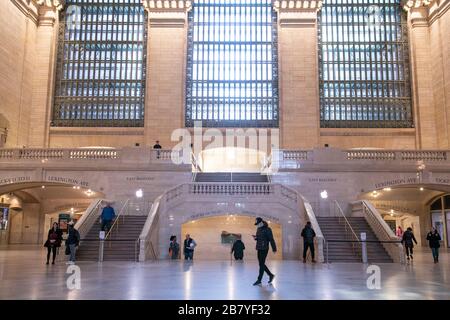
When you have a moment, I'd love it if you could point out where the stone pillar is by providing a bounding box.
[142,0,192,148]
[404,0,450,149]
[274,0,322,149]
[28,0,64,147]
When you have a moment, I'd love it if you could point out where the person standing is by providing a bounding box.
[426,228,441,263]
[401,227,418,261]
[101,203,116,232]
[44,222,63,265]
[169,235,180,260]
[183,234,197,260]
[252,217,276,286]
[65,221,80,265]
[301,221,316,263]
[153,140,162,159]
[231,237,245,260]
[396,226,403,238]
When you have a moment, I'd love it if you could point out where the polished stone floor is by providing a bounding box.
[0,245,449,300]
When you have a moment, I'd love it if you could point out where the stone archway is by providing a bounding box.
[180,215,282,260]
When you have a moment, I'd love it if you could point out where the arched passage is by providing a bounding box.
[180,215,282,260]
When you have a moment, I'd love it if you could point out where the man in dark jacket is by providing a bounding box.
[183,234,197,260]
[101,203,116,232]
[401,227,418,260]
[426,228,441,263]
[65,222,80,265]
[231,238,245,260]
[301,221,316,263]
[252,217,277,286]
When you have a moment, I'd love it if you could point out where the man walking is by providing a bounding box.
[183,234,197,260]
[301,221,316,263]
[252,217,276,286]
[101,203,116,232]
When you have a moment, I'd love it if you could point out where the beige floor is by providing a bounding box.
[0,245,449,300]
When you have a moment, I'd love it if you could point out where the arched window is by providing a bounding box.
[318,0,413,128]
[185,0,279,128]
[52,0,148,127]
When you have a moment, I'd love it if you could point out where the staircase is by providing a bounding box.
[317,217,393,263]
[76,216,147,261]
[195,172,269,183]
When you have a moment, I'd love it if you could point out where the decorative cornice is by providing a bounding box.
[11,0,64,26]
[273,0,323,12]
[403,0,450,26]
[142,0,192,12]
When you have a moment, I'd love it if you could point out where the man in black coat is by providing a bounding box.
[252,217,277,286]
[401,227,418,260]
[301,221,316,263]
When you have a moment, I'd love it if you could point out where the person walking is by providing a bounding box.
[396,226,403,238]
[65,221,80,265]
[426,227,441,263]
[252,217,276,286]
[401,227,418,261]
[231,237,245,260]
[301,221,316,263]
[44,222,63,265]
[183,234,197,260]
[169,235,180,260]
[101,203,116,232]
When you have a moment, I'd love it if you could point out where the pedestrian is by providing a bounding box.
[44,222,63,265]
[396,226,403,238]
[169,235,180,259]
[101,203,116,232]
[301,221,316,263]
[153,140,162,159]
[401,227,418,261]
[426,227,441,263]
[65,221,80,265]
[183,234,197,260]
[231,237,245,260]
[252,217,276,286]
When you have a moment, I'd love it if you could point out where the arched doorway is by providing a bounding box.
[198,147,267,173]
[180,215,282,260]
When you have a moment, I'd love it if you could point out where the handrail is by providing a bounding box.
[75,199,103,240]
[358,200,405,264]
[334,200,362,260]
[138,195,162,261]
[104,199,130,240]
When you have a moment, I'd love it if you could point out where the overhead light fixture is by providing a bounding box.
[41,186,46,189]
[383,188,391,191]
[136,189,143,198]
[320,190,328,199]
[85,189,94,196]
[420,187,424,191]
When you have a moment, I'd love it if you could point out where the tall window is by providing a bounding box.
[185,0,279,128]
[52,0,147,127]
[318,0,413,128]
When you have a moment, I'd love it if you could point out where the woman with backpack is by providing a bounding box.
[44,222,63,265]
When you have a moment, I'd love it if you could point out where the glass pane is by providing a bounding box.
[52,0,147,127]
[318,0,413,128]
[185,0,279,128]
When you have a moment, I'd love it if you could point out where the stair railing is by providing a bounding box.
[75,199,104,240]
[138,195,162,261]
[333,200,362,261]
[191,151,202,182]
[359,200,405,264]
[104,199,130,243]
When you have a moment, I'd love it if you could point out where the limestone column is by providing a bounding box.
[274,0,322,149]
[142,0,192,148]
[29,0,64,147]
